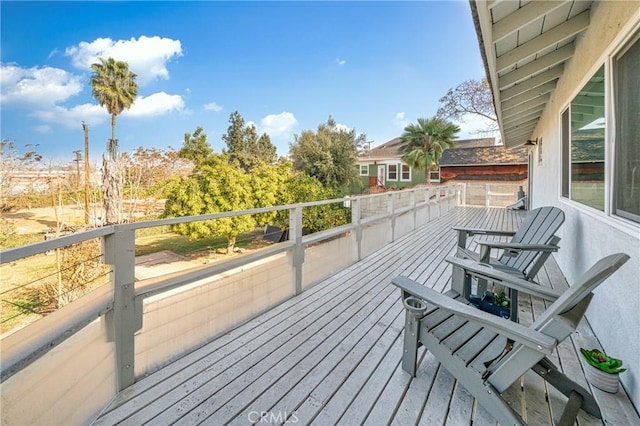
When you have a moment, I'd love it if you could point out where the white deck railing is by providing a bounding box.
[0,184,466,424]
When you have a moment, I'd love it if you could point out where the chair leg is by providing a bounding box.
[475,383,526,426]
[451,265,472,299]
[532,358,602,419]
[402,311,420,376]
[557,391,583,426]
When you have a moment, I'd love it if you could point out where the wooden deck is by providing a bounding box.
[95,207,639,426]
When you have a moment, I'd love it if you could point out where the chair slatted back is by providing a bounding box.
[500,206,565,273]
[531,253,630,330]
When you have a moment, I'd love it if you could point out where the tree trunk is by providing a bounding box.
[102,113,123,225]
[102,147,123,225]
[111,114,117,144]
[226,235,236,255]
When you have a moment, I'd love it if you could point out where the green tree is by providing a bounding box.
[256,133,277,165]
[221,111,277,171]
[250,162,291,227]
[289,116,365,193]
[163,154,255,254]
[283,172,349,232]
[249,162,348,233]
[399,117,460,180]
[179,126,215,168]
[90,57,138,224]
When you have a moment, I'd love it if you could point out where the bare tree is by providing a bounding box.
[437,79,498,133]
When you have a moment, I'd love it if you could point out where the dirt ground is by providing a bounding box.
[2,200,163,235]
[2,204,95,234]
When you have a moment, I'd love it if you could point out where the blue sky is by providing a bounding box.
[1,1,489,164]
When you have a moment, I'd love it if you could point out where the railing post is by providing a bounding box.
[351,198,363,261]
[485,183,490,207]
[410,189,417,230]
[436,186,442,217]
[461,183,467,206]
[289,206,304,295]
[388,193,395,241]
[426,187,431,222]
[103,226,139,391]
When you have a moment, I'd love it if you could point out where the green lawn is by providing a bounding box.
[134,229,264,257]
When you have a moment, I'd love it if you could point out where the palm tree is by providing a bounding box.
[399,117,460,183]
[90,57,138,224]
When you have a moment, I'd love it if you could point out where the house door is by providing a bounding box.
[377,165,385,187]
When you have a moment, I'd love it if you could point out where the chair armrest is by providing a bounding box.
[477,241,559,252]
[477,241,559,258]
[453,226,517,250]
[445,256,563,301]
[392,276,556,354]
[452,226,517,237]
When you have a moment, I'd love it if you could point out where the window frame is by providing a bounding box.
[612,31,640,223]
[387,163,398,181]
[560,64,606,212]
[429,167,441,183]
[400,164,411,182]
[558,25,640,227]
[359,164,368,176]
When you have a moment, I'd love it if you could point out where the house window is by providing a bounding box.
[401,164,411,181]
[387,164,398,181]
[429,168,441,183]
[613,33,640,222]
[561,65,605,211]
[359,164,368,176]
[560,30,639,224]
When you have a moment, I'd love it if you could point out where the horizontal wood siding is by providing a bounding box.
[441,164,528,181]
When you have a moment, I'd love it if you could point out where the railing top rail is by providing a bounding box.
[0,226,114,265]
[125,197,351,230]
[0,184,462,265]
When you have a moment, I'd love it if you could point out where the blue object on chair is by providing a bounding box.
[468,291,511,318]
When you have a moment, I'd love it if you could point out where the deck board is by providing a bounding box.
[96,206,638,426]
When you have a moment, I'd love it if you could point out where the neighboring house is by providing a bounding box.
[440,145,529,182]
[472,0,639,410]
[357,136,526,189]
[357,138,424,190]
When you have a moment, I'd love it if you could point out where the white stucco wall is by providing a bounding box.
[528,1,640,409]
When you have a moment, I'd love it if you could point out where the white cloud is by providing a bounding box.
[455,114,499,139]
[34,125,53,134]
[33,103,107,128]
[124,92,185,117]
[0,64,83,107]
[65,36,183,85]
[32,92,184,128]
[260,112,298,137]
[203,102,223,112]
[336,58,346,66]
[392,111,410,129]
[334,123,352,132]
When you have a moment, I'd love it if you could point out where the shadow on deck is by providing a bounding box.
[96,207,638,425]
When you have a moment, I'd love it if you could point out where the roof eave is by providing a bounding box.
[470,0,592,149]
[469,0,508,147]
